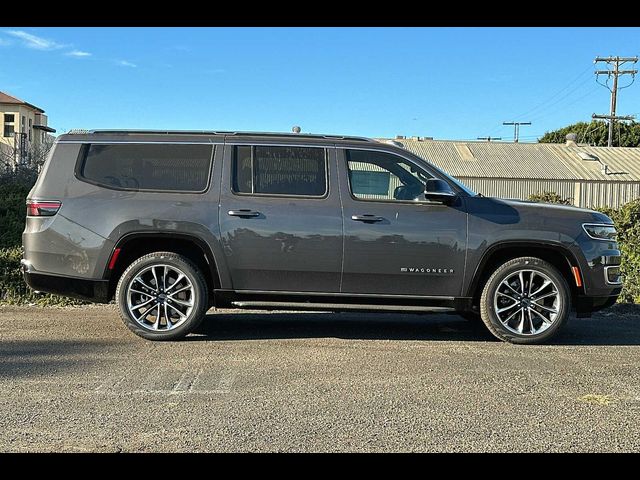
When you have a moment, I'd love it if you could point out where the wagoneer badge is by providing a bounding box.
[401,267,455,274]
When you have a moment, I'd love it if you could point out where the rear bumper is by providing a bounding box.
[574,291,620,318]
[21,260,110,303]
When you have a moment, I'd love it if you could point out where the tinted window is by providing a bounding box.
[81,144,213,192]
[346,149,433,202]
[233,146,326,196]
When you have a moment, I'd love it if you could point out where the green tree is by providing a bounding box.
[538,120,640,147]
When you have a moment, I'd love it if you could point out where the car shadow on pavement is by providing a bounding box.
[192,311,640,345]
[0,339,115,379]
[193,312,497,342]
[551,317,640,346]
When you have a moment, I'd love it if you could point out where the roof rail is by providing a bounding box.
[65,129,375,142]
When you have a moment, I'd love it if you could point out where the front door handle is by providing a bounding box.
[228,209,261,218]
[351,214,384,223]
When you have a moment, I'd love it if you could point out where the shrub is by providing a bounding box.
[0,166,40,249]
[528,191,573,205]
[0,246,84,306]
[596,199,640,303]
[0,182,32,249]
[0,167,84,306]
[530,191,640,303]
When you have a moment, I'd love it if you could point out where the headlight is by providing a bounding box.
[583,224,617,241]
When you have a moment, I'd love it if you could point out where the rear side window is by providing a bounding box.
[233,146,327,196]
[79,144,214,192]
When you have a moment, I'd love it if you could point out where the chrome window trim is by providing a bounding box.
[58,140,222,145]
[338,145,473,197]
[225,142,335,148]
[340,146,462,205]
[230,145,331,199]
[74,143,216,194]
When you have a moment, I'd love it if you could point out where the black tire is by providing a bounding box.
[115,251,208,341]
[479,256,570,344]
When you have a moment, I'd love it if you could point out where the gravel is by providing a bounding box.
[1,304,639,452]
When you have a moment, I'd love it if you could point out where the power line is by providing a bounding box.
[579,119,607,144]
[477,136,502,142]
[484,65,594,138]
[528,84,601,124]
[592,55,638,146]
[512,65,594,121]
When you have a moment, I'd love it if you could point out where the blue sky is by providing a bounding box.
[1,27,639,141]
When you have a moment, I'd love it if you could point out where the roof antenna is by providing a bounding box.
[292,125,301,134]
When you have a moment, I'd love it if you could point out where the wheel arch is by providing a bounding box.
[104,232,221,301]
[467,241,584,307]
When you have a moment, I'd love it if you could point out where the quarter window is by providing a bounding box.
[346,149,433,202]
[80,144,214,192]
[233,146,327,196]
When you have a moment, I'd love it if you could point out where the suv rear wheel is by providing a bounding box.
[115,252,208,340]
[480,256,570,344]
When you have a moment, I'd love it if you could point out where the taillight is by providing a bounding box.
[26,200,61,217]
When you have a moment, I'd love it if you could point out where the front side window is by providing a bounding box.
[80,143,214,192]
[233,146,327,197]
[346,149,433,202]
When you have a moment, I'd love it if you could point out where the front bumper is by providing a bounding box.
[574,291,621,318]
[21,259,110,303]
[576,235,621,296]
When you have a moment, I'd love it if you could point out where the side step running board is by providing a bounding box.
[230,301,454,313]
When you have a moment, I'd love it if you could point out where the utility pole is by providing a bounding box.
[477,136,502,142]
[592,56,638,147]
[503,122,531,143]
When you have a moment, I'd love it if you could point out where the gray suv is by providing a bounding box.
[22,130,622,343]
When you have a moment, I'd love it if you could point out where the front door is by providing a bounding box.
[338,148,468,297]
[219,143,343,292]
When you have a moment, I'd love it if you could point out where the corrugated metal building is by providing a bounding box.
[385,138,640,209]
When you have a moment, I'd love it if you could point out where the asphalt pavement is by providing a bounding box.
[1,304,639,452]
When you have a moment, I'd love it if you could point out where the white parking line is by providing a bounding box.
[93,364,237,395]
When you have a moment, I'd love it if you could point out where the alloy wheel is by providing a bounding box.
[493,269,561,336]
[126,264,195,332]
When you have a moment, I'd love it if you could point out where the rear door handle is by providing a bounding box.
[228,209,261,218]
[351,214,384,223]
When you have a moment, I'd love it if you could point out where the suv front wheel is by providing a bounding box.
[115,252,208,340]
[480,256,570,344]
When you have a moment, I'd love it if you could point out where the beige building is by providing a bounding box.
[0,91,56,167]
[384,136,640,209]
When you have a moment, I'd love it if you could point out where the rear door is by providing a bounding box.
[338,147,468,297]
[218,141,343,292]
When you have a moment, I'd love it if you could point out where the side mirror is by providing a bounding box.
[424,179,456,205]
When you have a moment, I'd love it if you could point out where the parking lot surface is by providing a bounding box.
[1,304,639,452]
